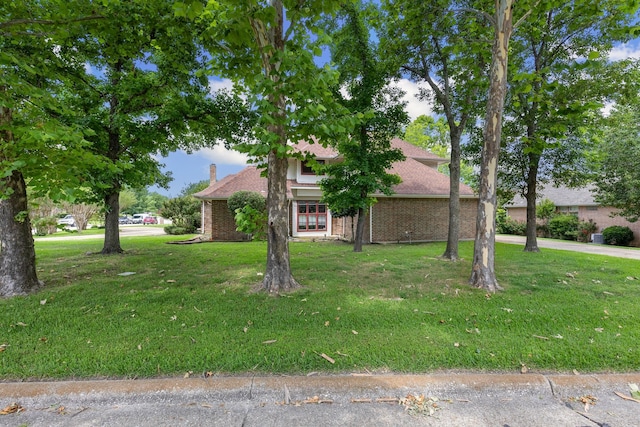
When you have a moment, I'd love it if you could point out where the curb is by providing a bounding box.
[3,373,639,399]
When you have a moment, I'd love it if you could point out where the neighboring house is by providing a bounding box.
[504,185,640,246]
[194,138,478,243]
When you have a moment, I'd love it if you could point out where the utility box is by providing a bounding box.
[591,233,604,244]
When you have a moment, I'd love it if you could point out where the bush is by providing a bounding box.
[164,225,197,235]
[227,191,266,215]
[32,216,58,236]
[602,226,634,246]
[161,196,201,229]
[577,219,598,243]
[548,214,579,240]
[497,217,526,235]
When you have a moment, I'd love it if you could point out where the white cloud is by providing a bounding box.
[195,144,249,166]
[208,77,235,94]
[608,42,640,61]
[392,78,434,121]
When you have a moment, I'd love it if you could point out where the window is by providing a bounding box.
[301,160,325,175]
[297,201,327,231]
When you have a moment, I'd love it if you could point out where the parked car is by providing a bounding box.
[131,214,146,224]
[119,216,132,224]
[143,216,158,225]
[57,214,75,227]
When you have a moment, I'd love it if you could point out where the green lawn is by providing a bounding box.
[1,236,638,380]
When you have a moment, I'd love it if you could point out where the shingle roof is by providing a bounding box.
[505,185,597,208]
[194,138,473,200]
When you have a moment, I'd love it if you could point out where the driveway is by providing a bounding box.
[496,234,640,260]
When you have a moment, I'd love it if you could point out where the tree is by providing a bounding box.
[469,0,519,292]
[180,180,209,197]
[161,196,200,232]
[379,0,488,261]
[500,0,639,252]
[593,104,640,222]
[60,1,250,255]
[319,2,408,252]
[1,1,105,296]
[185,0,353,292]
[404,115,476,186]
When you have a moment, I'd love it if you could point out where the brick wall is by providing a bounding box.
[202,200,250,241]
[506,206,640,247]
[337,197,477,244]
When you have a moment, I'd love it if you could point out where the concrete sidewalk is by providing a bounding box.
[496,234,640,260]
[1,373,639,426]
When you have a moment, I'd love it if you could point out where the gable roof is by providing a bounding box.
[194,137,472,200]
[505,185,597,208]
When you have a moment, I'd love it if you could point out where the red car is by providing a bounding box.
[143,216,158,225]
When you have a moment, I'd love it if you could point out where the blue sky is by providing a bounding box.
[151,39,640,198]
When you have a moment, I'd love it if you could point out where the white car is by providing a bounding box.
[57,215,75,226]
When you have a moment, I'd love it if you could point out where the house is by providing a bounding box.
[504,185,640,246]
[194,138,478,243]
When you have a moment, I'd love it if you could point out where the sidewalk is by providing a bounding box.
[1,373,640,426]
[496,234,640,260]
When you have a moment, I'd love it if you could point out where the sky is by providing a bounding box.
[150,39,640,198]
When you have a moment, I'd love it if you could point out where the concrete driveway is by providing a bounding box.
[496,234,640,260]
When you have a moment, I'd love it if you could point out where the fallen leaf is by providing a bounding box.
[0,344,7,352]
[553,334,564,339]
[630,383,640,399]
[118,272,136,276]
[166,280,176,283]
[16,322,27,327]
[566,272,575,279]
[324,321,330,327]
[40,299,47,305]
[0,403,24,415]
[351,330,358,335]
[262,339,277,344]
[626,276,636,281]
[594,328,604,333]
[453,342,460,347]
[520,364,528,374]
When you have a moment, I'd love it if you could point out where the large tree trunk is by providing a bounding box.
[0,170,41,297]
[263,150,299,293]
[523,153,540,252]
[469,0,514,292]
[353,206,367,252]
[102,190,123,254]
[251,0,299,293]
[442,127,462,261]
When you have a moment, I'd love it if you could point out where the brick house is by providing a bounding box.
[504,185,640,247]
[194,138,478,243]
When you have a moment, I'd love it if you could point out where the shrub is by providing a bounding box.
[548,214,579,240]
[161,196,201,229]
[577,219,598,243]
[32,216,58,236]
[228,191,267,240]
[227,191,266,215]
[164,225,197,235]
[602,226,634,246]
[234,205,267,240]
[497,217,526,235]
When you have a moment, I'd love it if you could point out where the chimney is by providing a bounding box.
[209,164,217,185]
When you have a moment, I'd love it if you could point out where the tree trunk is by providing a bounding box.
[101,190,123,254]
[469,0,514,292]
[523,153,540,252]
[0,170,41,297]
[262,150,299,293]
[353,206,367,252]
[442,127,462,261]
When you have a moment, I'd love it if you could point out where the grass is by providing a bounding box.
[0,236,639,380]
